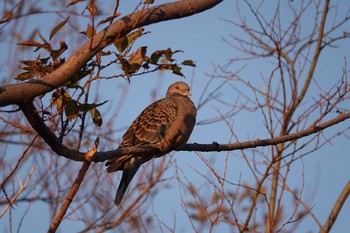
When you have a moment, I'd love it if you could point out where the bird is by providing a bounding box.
[106,81,196,206]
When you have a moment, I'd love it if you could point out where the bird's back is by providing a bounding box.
[106,94,196,173]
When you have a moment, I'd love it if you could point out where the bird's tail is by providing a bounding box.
[106,154,134,173]
[114,160,142,206]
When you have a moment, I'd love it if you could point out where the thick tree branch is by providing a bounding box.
[20,102,86,160]
[20,101,350,162]
[0,0,223,107]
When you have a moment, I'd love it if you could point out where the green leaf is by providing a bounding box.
[117,54,131,74]
[18,60,35,70]
[34,43,52,53]
[78,100,108,112]
[128,46,147,65]
[34,32,52,52]
[87,24,94,38]
[65,100,79,120]
[50,41,68,61]
[164,48,183,62]
[159,64,172,70]
[91,108,102,126]
[182,60,196,67]
[15,72,33,81]
[115,36,128,53]
[150,50,164,64]
[81,24,94,39]
[172,50,184,54]
[17,40,42,48]
[114,28,145,53]
[129,63,141,74]
[39,57,50,64]
[164,48,172,61]
[172,65,184,77]
[38,31,48,44]
[51,89,71,111]
[126,28,144,46]
[50,16,70,40]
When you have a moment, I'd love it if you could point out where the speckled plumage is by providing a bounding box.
[106,82,196,205]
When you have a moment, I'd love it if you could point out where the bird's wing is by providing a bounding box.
[105,98,178,173]
[121,97,178,147]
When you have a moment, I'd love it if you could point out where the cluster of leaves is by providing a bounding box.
[15,16,105,127]
[51,89,106,126]
[114,28,196,78]
[81,25,196,79]
[75,1,196,79]
[16,17,70,81]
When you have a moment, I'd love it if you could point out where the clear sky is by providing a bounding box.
[1,0,349,232]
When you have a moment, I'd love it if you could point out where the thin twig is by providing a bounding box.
[0,167,36,218]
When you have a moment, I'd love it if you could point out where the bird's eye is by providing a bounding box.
[176,86,179,89]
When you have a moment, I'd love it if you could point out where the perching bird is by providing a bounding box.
[106,81,196,206]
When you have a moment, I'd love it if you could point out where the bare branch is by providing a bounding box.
[0,167,36,218]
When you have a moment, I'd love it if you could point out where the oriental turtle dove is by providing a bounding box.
[106,81,196,205]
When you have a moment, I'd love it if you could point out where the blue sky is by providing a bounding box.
[1,0,349,232]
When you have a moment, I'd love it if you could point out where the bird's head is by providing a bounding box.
[166,82,192,97]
